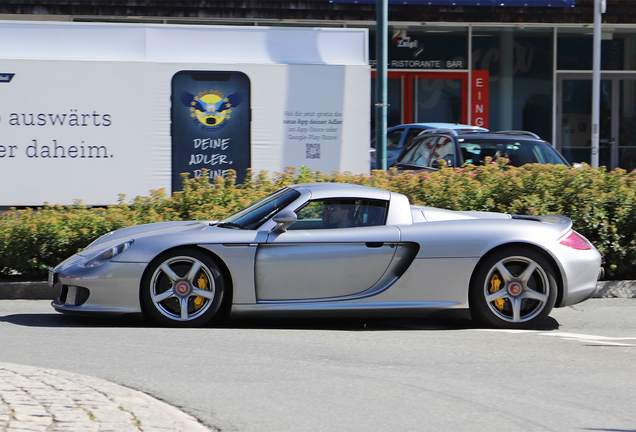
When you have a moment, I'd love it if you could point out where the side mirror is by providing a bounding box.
[271,210,297,233]
[432,157,454,169]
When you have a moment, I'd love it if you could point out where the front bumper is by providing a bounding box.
[49,255,147,316]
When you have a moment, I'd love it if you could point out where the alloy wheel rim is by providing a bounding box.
[150,256,217,321]
[483,256,550,323]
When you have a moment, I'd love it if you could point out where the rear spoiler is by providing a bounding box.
[512,214,573,233]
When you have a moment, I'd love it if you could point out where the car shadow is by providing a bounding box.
[0,310,561,331]
[0,313,147,328]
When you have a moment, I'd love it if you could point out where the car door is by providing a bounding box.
[254,199,401,301]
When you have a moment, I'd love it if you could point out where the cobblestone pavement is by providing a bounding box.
[0,362,212,432]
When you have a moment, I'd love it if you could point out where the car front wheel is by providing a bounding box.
[141,248,225,327]
[469,247,557,329]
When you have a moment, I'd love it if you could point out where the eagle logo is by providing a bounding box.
[180,89,243,131]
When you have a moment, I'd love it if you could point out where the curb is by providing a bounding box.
[594,280,636,299]
[0,281,58,300]
[1,280,635,300]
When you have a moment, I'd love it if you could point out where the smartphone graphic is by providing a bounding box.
[171,71,251,192]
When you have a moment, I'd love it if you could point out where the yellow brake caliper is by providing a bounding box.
[194,272,209,310]
[490,273,505,310]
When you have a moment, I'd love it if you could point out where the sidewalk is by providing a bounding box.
[0,284,215,431]
[0,362,211,432]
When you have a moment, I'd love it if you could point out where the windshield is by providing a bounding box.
[458,138,569,166]
[218,188,301,230]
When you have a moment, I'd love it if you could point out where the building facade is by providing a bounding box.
[2,0,635,170]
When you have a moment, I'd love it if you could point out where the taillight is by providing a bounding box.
[560,231,592,250]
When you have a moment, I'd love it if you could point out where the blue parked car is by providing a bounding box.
[370,123,488,170]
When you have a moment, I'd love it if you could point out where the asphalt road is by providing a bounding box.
[0,299,635,432]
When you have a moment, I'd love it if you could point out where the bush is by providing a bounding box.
[2,164,635,280]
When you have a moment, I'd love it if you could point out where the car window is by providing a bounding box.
[288,199,388,230]
[371,128,403,150]
[458,138,568,166]
[403,128,425,148]
[219,188,301,230]
[528,143,568,165]
[399,136,437,167]
[386,129,404,151]
[429,137,455,167]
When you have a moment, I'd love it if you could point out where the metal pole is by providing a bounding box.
[375,0,388,171]
[591,0,603,168]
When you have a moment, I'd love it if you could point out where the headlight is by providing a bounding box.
[84,241,133,268]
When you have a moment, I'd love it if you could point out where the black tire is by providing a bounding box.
[141,248,225,327]
[469,247,558,329]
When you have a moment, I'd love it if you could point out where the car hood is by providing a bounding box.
[81,220,216,254]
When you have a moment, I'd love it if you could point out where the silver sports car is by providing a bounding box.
[50,183,602,329]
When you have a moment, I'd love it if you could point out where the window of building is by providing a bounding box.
[472,27,553,140]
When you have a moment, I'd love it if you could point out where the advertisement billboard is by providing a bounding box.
[0,22,370,206]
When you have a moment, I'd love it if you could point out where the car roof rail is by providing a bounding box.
[417,128,458,136]
[494,130,541,139]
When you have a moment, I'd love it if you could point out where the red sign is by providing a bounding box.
[471,70,489,129]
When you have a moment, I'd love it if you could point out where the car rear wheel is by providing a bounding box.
[469,247,557,329]
[141,248,225,327]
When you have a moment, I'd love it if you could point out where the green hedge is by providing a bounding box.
[2,163,635,280]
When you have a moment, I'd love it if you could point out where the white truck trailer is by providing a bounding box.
[0,21,370,206]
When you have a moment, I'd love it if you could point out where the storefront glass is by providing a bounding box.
[370,27,468,129]
[472,27,553,141]
[413,78,462,123]
[369,26,468,71]
[367,23,636,171]
[619,79,636,171]
[559,78,612,167]
[557,28,636,71]
[556,29,636,170]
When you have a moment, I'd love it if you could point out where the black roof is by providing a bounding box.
[0,0,633,25]
[417,129,546,141]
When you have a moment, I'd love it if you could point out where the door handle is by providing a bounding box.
[366,242,384,248]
